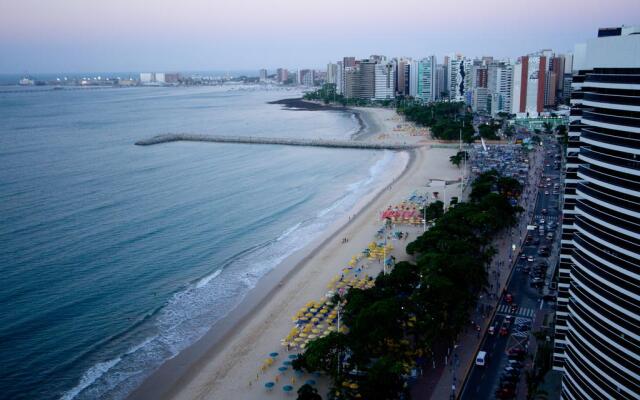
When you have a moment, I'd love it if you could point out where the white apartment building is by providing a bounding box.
[374,61,396,100]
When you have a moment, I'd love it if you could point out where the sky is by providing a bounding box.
[1,0,639,74]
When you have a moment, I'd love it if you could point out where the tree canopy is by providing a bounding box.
[293,171,523,399]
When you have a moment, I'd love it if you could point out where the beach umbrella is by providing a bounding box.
[288,354,298,359]
[306,379,317,385]
[278,366,288,372]
[283,360,292,366]
[270,352,279,358]
[265,382,275,390]
[283,385,293,393]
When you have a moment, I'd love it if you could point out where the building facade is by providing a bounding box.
[512,53,548,115]
[417,56,437,103]
[374,61,396,100]
[552,26,640,400]
[326,63,338,85]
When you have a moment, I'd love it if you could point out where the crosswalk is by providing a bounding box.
[497,304,536,318]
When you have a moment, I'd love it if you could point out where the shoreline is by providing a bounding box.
[128,148,413,400]
[128,105,459,400]
[128,105,412,400]
[267,97,379,141]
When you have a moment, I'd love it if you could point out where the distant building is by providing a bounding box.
[140,73,153,83]
[336,61,344,94]
[435,64,446,100]
[259,69,268,82]
[396,58,411,96]
[416,56,437,103]
[374,61,396,100]
[343,56,357,68]
[165,73,180,84]
[409,60,419,97]
[356,59,376,99]
[298,69,314,86]
[512,53,548,115]
[276,68,289,83]
[155,73,166,83]
[447,55,471,102]
[488,61,514,115]
[326,63,338,85]
[343,59,376,99]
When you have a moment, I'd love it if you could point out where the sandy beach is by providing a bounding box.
[129,105,460,400]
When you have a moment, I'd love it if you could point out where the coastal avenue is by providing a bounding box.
[460,136,562,399]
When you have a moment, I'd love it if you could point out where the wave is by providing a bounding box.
[61,150,403,400]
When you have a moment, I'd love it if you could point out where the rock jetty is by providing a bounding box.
[135,134,417,151]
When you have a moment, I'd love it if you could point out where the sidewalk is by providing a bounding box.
[414,147,544,400]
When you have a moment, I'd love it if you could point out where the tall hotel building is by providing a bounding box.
[552,26,640,400]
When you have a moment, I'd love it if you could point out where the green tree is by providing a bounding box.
[450,151,469,167]
[297,384,322,400]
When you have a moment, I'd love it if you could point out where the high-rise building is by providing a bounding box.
[343,56,356,68]
[447,55,471,102]
[435,64,446,100]
[276,68,288,83]
[298,69,314,86]
[342,59,375,100]
[259,69,268,82]
[396,58,411,96]
[326,63,338,85]
[336,61,344,94]
[357,59,376,99]
[165,73,180,84]
[552,26,640,400]
[409,60,419,98]
[512,53,548,115]
[140,72,153,83]
[374,61,396,100]
[155,73,166,83]
[416,56,437,103]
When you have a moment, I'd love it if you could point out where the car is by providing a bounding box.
[541,208,547,214]
[508,360,524,369]
[489,324,496,335]
[505,293,513,304]
[539,218,545,224]
[511,304,519,313]
[503,368,520,376]
[500,325,509,336]
[509,348,526,356]
[527,256,534,262]
[545,190,550,195]
[522,265,531,273]
[546,233,554,240]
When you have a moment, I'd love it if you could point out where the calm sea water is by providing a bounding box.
[0,86,397,399]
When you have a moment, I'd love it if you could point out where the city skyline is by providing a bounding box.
[1,0,639,73]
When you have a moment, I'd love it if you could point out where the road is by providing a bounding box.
[460,137,562,400]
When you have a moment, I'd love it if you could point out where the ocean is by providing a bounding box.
[0,85,398,399]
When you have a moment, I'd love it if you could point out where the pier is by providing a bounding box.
[135,134,417,151]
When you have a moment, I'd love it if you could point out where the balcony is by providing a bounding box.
[577,182,640,214]
[584,92,640,107]
[583,110,640,130]
[581,128,640,151]
[579,147,640,173]
[578,164,640,193]
[586,73,640,85]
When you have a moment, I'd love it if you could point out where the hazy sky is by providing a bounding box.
[1,0,639,73]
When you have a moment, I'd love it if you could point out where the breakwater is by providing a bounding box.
[135,134,417,151]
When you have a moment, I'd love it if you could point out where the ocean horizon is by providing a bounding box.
[0,85,398,399]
